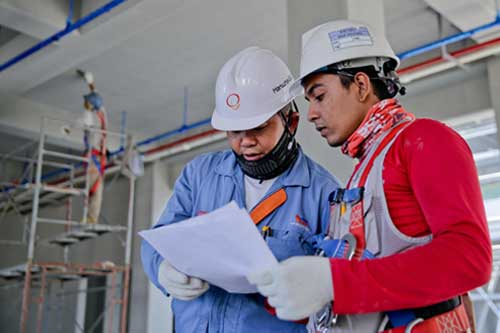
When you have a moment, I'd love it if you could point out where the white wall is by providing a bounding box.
[0,95,123,150]
[287,0,354,183]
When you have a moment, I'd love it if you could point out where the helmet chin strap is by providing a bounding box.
[234,103,300,180]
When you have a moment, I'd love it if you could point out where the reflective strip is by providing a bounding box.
[349,200,366,257]
[250,188,287,225]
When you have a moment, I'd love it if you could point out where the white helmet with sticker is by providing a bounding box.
[212,47,298,131]
[290,20,400,96]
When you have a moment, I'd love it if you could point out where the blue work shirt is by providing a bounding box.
[141,148,341,333]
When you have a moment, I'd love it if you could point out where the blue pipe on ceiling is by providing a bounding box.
[0,0,126,73]
[397,12,500,60]
[135,118,211,148]
[106,117,212,159]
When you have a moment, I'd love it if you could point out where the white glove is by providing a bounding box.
[158,260,209,301]
[247,256,333,320]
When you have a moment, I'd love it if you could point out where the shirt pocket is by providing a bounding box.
[266,224,315,262]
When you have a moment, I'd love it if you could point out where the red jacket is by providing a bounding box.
[331,119,492,314]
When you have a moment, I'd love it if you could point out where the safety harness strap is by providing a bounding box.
[380,303,471,333]
[250,188,287,225]
[96,110,107,174]
[348,121,411,259]
[356,121,409,187]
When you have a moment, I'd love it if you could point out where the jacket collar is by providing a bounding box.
[215,148,310,188]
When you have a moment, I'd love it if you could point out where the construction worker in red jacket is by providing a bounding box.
[248,20,492,333]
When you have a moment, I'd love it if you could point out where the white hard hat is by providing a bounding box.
[290,20,400,95]
[84,71,94,85]
[212,46,298,131]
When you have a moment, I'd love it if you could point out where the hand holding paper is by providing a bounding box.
[158,259,209,300]
[139,201,277,293]
[246,256,333,320]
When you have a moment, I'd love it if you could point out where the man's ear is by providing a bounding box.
[354,72,372,102]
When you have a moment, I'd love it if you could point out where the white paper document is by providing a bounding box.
[139,201,277,293]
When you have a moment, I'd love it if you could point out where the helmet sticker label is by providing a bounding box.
[329,26,373,51]
[226,93,240,110]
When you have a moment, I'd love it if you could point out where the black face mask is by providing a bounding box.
[234,106,300,180]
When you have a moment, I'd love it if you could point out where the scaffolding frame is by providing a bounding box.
[22,262,129,333]
[0,116,136,333]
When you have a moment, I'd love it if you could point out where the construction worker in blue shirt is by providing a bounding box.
[141,46,341,333]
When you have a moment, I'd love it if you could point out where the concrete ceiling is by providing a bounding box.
[0,0,288,140]
[385,0,447,54]
[0,0,499,142]
[425,0,500,43]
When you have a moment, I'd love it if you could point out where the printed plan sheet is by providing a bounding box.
[139,201,277,293]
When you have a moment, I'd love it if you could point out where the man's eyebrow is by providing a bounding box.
[306,83,323,98]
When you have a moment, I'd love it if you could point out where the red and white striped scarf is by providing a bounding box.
[341,98,415,159]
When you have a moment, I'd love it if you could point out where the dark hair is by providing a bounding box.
[337,66,394,100]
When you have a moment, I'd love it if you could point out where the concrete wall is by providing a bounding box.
[287,0,353,183]
[129,163,154,333]
[145,161,173,333]
[0,95,123,150]
[401,62,491,121]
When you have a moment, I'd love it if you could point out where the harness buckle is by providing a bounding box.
[329,188,345,204]
[404,318,423,333]
[343,187,364,204]
[313,303,338,332]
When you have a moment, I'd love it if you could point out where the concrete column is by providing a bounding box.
[286,0,385,183]
[74,278,88,333]
[128,163,154,332]
[147,161,173,333]
[487,55,500,145]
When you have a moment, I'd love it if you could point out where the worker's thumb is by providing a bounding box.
[158,259,188,285]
